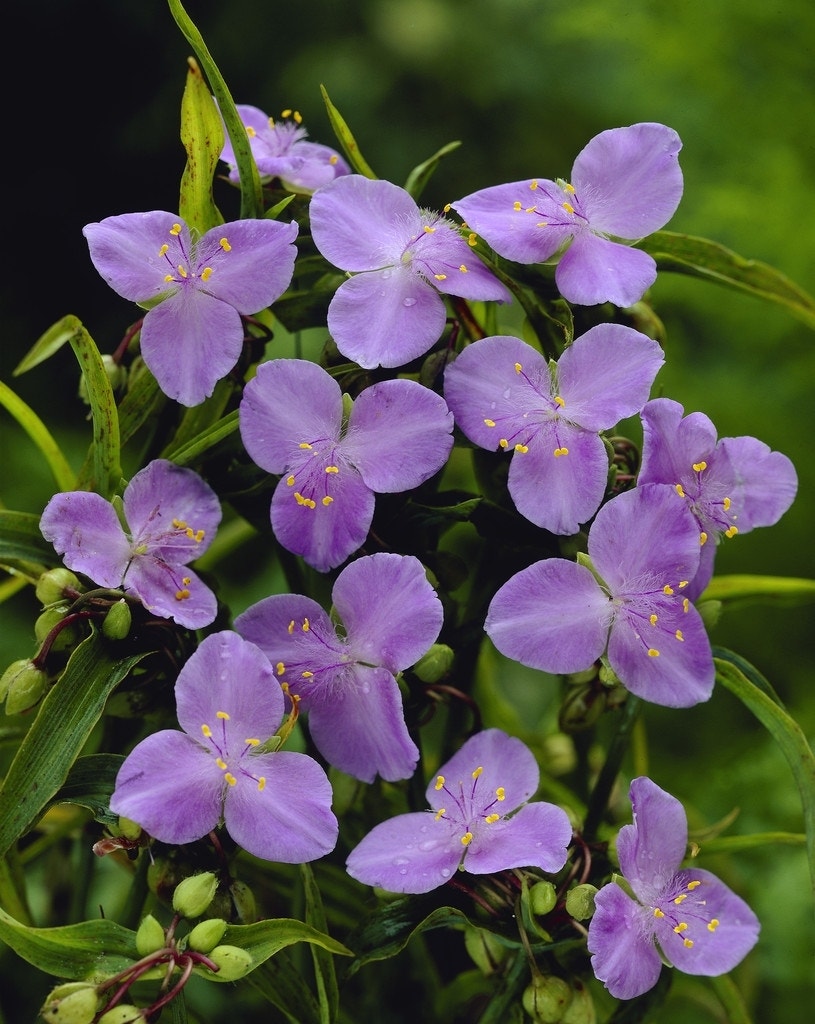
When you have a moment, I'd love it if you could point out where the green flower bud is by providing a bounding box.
[135,913,166,955]
[463,924,509,976]
[34,608,77,651]
[3,660,49,714]
[522,974,573,1024]
[35,567,81,605]
[96,1005,145,1024]
[102,599,132,640]
[40,982,99,1024]
[172,871,219,919]
[118,816,143,841]
[565,883,598,921]
[79,354,126,404]
[696,598,722,630]
[207,944,254,981]
[187,917,228,953]
[529,880,558,916]
[411,643,455,683]
[560,978,596,1024]
[229,879,257,924]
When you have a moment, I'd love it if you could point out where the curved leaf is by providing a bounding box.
[320,85,377,178]
[403,140,462,200]
[701,574,815,608]
[45,753,126,828]
[0,509,54,565]
[179,56,225,234]
[0,381,75,491]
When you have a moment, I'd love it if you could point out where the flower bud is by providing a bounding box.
[2,659,49,714]
[34,608,77,651]
[135,913,166,955]
[40,982,99,1024]
[560,978,596,1024]
[35,568,81,605]
[522,974,573,1024]
[463,924,509,976]
[96,1005,145,1023]
[207,944,254,981]
[565,883,598,921]
[411,643,455,683]
[696,598,722,630]
[186,917,228,953]
[102,599,132,640]
[529,880,558,916]
[118,816,143,841]
[172,871,219,919]
[229,879,257,924]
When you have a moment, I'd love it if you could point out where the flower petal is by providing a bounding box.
[639,398,719,488]
[486,560,613,674]
[464,802,572,875]
[717,435,797,532]
[571,123,683,238]
[588,883,663,999]
[327,269,447,369]
[40,492,131,588]
[234,594,340,672]
[617,777,688,898]
[224,750,338,862]
[429,728,540,811]
[410,224,511,302]
[554,233,658,307]
[343,379,454,492]
[109,731,223,845]
[83,211,185,302]
[347,811,462,893]
[124,560,217,629]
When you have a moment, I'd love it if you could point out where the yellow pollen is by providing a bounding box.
[443,203,451,212]
[173,517,187,529]
[648,648,660,657]
[678,580,689,588]
[495,787,505,801]
[182,577,191,586]
[683,938,694,948]
[159,243,169,256]
[515,443,529,453]
[435,807,446,820]
[499,439,509,449]
[216,711,230,720]
[200,266,213,282]
[294,492,317,508]
[514,362,523,373]
[562,201,576,214]
[472,766,483,779]
[673,894,688,904]
[513,201,523,211]
[287,620,295,634]
[723,497,732,511]
[301,671,313,678]
[276,662,285,676]
[692,461,707,473]
[525,206,536,213]
[663,584,674,595]
[529,180,538,190]
[649,614,658,626]
[257,777,266,791]
[675,483,685,497]
[175,588,190,601]
[330,154,338,165]
[683,598,690,613]
[554,447,569,457]
[201,724,212,737]
[302,618,310,632]
[423,225,436,234]
[674,922,689,933]
[164,274,174,283]
[325,465,339,474]
[554,395,565,407]
[675,630,684,641]
[485,813,500,824]
[687,880,701,890]
[247,125,257,137]
[216,758,227,770]
[461,831,474,846]
[170,224,182,236]
[177,265,188,279]
[459,264,468,272]
[245,738,259,747]
[322,496,334,506]
[299,442,313,450]
[224,773,237,787]
[286,474,295,486]
[564,182,576,194]
[653,908,665,918]
[725,525,739,538]
[434,273,447,281]
[707,918,720,932]
[483,418,496,427]
[435,775,445,790]
[467,233,478,247]
[700,531,708,546]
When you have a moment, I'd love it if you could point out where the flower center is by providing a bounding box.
[432,765,507,859]
[200,710,267,793]
[674,461,738,545]
[615,575,692,659]
[652,877,722,952]
[157,224,233,289]
[510,178,589,232]
[284,439,342,511]
[481,360,571,457]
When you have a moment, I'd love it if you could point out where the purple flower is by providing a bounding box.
[451,123,683,307]
[309,175,512,368]
[83,211,298,406]
[219,105,350,193]
[239,358,455,571]
[485,484,714,708]
[235,553,443,783]
[639,397,798,597]
[588,777,760,999]
[109,631,338,862]
[40,460,221,629]
[444,326,664,534]
[345,728,572,894]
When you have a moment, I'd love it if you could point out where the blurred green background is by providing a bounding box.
[1,1,813,1020]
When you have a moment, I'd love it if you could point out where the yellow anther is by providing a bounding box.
[499,439,509,449]
[443,203,451,212]
[563,182,576,194]
[649,614,658,626]
[459,264,468,272]
[159,243,169,257]
[485,813,500,824]
[515,443,529,453]
[648,648,660,657]
[675,483,685,497]
[554,395,565,407]
[673,894,688,904]
[723,497,732,511]
[330,154,338,165]
[257,777,266,791]
[299,442,313,450]
[472,766,483,779]
[434,273,447,281]
[286,474,295,486]
[276,662,285,676]
[325,465,339,474]
[322,496,334,506]
[700,531,708,546]
[678,580,689,588]
[513,201,522,211]
[663,584,674,595]
[224,773,237,787]
[536,220,548,227]
[461,832,474,846]
[287,620,295,634]
[687,880,701,890]
[562,201,575,214]
[173,518,187,529]
[707,918,720,932]
[495,787,505,801]
[514,362,523,373]
[164,274,174,282]
[673,922,688,933]
[175,588,191,601]
[525,206,536,213]
[683,938,694,948]
[423,225,436,234]
[692,461,707,473]
[301,671,313,678]
[484,418,496,427]
[675,630,684,641]
[725,525,739,538]
[177,265,188,279]
[201,724,212,737]
[529,180,538,190]
[170,224,182,236]
[467,232,478,247]
[302,618,310,632]
[216,711,230,720]
[553,447,569,457]
[201,266,213,281]
[182,577,191,586]
[653,908,665,918]
[216,758,227,770]
[434,807,446,820]
[683,598,690,613]
[247,125,257,137]
[435,775,445,790]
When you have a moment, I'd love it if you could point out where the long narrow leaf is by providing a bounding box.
[0,381,75,491]
[320,85,377,179]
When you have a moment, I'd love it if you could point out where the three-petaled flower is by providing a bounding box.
[83,211,298,406]
[588,777,760,999]
[485,484,714,707]
[451,123,683,307]
[40,459,222,629]
[444,326,664,534]
[235,553,443,783]
[219,105,350,193]
[345,728,572,894]
[109,631,338,862]
[309,174,512,368]
[239,358,455,571]
[639,397,798,597]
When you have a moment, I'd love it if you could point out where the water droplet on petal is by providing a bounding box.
[381,268,392,280]
[502,387,511,399]
[392,856,410,866]
[440,868,451,878]
[418,840,437,852]
[403,296,417,307]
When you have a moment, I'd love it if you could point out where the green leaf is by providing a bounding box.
[0,632,149,858]
[246,951,322,1024]
[639,230,815,330]
[0,510,54,565]
[44,753,126,828]
[117,368,165,451]
[167,0,263,219]
[0,381,75,491]
[0,906,138,981]
[320,85,377,178]
[162,410,240,467]
[403,140,462,200]
[301,863,338,1024]
[12,316,81,376]
[179,56,225,233]
[714,648,815,898]
[701,574,815,608]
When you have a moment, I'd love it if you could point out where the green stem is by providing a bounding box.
[582,695,641,843]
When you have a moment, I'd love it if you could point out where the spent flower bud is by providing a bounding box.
[40,983,99,1024]
[172,871,219,919]
[565,883,598,921]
